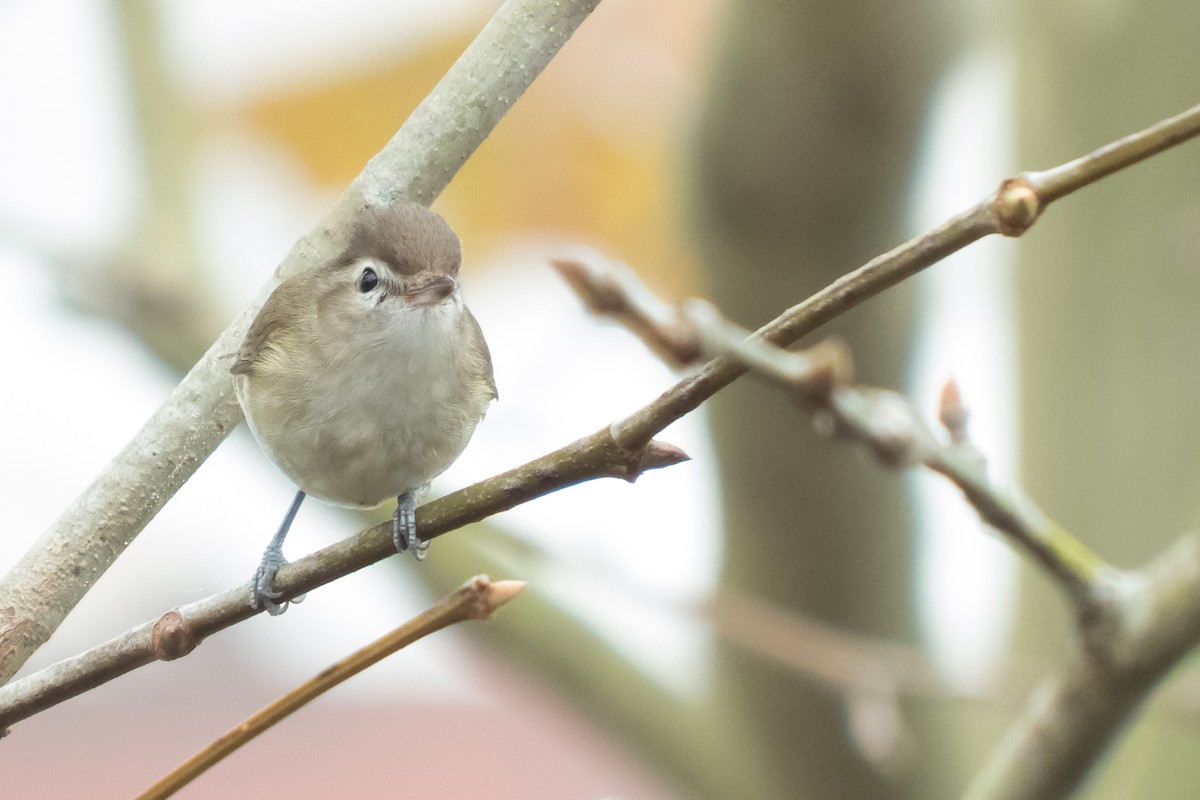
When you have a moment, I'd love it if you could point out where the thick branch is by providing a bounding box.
[0,0,603,684]
[964,536,1200,800]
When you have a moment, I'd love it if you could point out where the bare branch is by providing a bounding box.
[1028,103,1200,204]
[553,104,1200,458]
[552,252,702,366]
[559,256,1110,601]
[561,255,1200,800]
[964,536,1200,800]
[0,0,604,684]
[0,432,683,729]
[135,576,524,800]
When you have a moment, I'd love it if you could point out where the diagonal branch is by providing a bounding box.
[0,432,684,730]
[134,575,525,800]
[560,252,1200,800]
[0,0,604,684]
[559,257,1112,603]
[963,535,1200,800]
[559,102,1200,458]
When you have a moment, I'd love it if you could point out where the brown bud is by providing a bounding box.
[994,176,1041,237]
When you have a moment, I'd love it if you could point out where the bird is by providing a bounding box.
[231,202,496,614]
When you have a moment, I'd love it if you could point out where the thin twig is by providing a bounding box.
[0,436,683,730]
[559,104,1200,457]
[559,257,1109,601]
[134,576,524,800]
[1028,102,1200,203]
[559,254,1200,800]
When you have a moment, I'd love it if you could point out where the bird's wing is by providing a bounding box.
[464,308,498,401]
[230,281,299,376]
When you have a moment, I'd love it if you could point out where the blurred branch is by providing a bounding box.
[557,254,1110,604]
[418,531,776,799]
[68,0,227,371]
[711,588,1011,700]
[135,575,524,800]
[964,535,1200,800]
[0,0,604,685]
[551,102,1200,462]
[558,255,1200,800]
[0,434,683,730]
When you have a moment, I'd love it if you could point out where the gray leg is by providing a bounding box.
[252,490,306,615]
[392,491,428,560]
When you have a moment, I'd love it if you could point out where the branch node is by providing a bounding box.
[993,175,1042,237]
[799,338,855,404]
[151,610,199,661]
[830,389,930,469]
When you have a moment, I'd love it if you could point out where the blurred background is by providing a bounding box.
[2,0,1200,798]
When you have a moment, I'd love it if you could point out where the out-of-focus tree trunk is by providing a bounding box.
[689,1,954,796]
[1012,2,1200,795]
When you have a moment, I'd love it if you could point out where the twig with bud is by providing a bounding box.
[0,431,684,732]
[555,253,1200,800]
[135,576,524,800]
[556,252,1107,602]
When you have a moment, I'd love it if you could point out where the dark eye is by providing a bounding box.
[358,267,378,293]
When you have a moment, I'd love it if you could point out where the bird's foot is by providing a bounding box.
[251,547,305,616]
[392,491,428,560]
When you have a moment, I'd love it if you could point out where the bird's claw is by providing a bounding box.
[251,549,305,616]
[392,492,428,561]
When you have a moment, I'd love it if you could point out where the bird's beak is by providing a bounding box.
[400,274,457,306]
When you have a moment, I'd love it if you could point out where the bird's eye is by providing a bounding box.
[358,267,378,293]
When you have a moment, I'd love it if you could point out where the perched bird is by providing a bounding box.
[231,203,496,614]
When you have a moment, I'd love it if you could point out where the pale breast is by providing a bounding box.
[237,301,492,508]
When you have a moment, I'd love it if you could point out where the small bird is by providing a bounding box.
[231,203,496,614]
